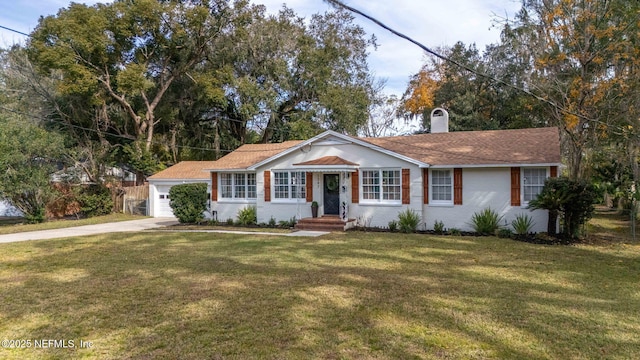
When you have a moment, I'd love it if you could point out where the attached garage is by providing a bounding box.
[153,185,174,217]
[147,161,216,218]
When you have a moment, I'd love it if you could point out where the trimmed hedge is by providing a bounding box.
[169,183,208,223]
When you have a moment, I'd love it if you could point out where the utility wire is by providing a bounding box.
[324,0,607,130]
[0,104,304,154]
[0,24,29,37]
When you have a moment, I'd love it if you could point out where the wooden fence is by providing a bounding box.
[114,184,149,215]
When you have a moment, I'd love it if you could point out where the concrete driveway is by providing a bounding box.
[0,218,179,243]
[0,217,328,243]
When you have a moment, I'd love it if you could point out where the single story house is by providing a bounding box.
[149,109,561,232]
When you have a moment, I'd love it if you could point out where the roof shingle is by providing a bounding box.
[363,127,561,166]
[206,140,304,170]
[147,161,217,180]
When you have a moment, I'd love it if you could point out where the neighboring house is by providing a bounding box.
[149,109,562,232]
[51,165,137,186]
[148,161,217,217]
[0,200,22,217]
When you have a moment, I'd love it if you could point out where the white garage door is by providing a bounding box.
[156,186,174,217]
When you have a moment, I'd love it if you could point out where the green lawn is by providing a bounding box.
[0,213,147,235]
[0,223,638,358]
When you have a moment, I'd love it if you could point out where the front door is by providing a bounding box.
[323,174,340,215]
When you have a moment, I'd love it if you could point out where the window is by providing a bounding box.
[362,170,379,200]
[431,169,452,203]
[523,168,547,202]
[361,169,401,203]
[234,173,245,198]
[273,171,306,200]
[220,173,256,200]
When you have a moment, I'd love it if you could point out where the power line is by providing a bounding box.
[0,24,29,37]
[0,105,234,153]
[324,0,610,131]
[0,104,313,155]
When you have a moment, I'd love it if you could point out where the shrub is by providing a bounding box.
[226,218,235,226]
[24,207,46,224]
[388,220,398,232]
[237,206,257,226]
[497,228,513,238]
[511,214,535,236]
[268,216,277,228]
[433,220,445,235]
[470,208,503,235]
[169,183,208,223]
[397,208,420,233]
[78,184,113,217]
[449,228,462,236]
[279,217,297,228]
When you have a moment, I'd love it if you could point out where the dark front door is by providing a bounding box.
[323,174,340,215]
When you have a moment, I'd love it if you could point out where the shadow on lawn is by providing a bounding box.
[0,232,639,359]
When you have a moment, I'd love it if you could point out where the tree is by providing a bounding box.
[529,177,597,238]
[0,116,67,223]
[510,0,640,179]
[26,0,240,179]
[23,1,378,176]
[360,83,403,137]
[400,41,545,132]
[212,7,376,144]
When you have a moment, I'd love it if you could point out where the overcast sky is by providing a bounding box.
[0,0,521,98]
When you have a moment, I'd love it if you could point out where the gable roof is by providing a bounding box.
[363,127,561,167]
[248,130,430,169]
[198,127,561,173]
[148,161,217,180]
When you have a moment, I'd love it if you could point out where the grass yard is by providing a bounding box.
[0,214,147,235]
[0,223,639,358]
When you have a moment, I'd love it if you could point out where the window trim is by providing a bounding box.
[521,167,549,206]
[271,170,307,203]
[218,173,257,202]
[359,168,402,205]
[429,169,454,205]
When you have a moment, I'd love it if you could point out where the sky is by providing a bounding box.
[0,0,521,98]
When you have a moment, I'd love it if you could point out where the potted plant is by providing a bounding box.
[311,201,319,218]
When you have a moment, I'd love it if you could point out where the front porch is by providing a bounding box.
[295,215,356,232]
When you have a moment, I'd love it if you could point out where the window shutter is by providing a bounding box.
[211,172,218,201]
[264,170,271,202]
[351,170,359,204]
[402,169,410,204]
[453,168,463,205]
[550,166,558,178]
[306,172,313,202]
[511,167,521,206]
[423,168,429,204]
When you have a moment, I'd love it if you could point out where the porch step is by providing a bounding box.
[295,216,356,231]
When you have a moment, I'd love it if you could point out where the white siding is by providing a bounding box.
[423,168,549,232]
[254,141,424,228]
[211,201,257,223]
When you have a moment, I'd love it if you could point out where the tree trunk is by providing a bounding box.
[547,210,558,236]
